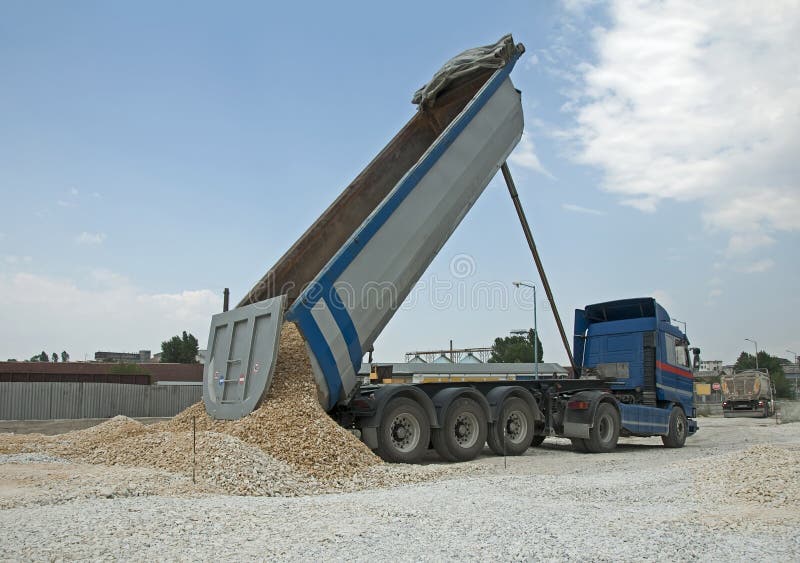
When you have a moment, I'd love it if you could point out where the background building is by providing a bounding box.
[94,350,152,363]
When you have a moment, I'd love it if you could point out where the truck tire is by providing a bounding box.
[571,438,589,453]
[487,397,534,456]
[432,397,487,462]
[661,406,687,448]
[376,397,431,463]
[530,434,546,447]
[585,402,620,453]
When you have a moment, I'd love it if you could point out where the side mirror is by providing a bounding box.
[691,347,701,370]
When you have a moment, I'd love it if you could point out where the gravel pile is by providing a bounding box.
[0,322,473,497]
[689,444,800,508]
[0,459,210,509]
[0,415,474,498]
[161,323,380,481]
[0,453,69,464]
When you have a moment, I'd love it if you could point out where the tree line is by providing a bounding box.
[12,331,201,364]
[23,351,70,363]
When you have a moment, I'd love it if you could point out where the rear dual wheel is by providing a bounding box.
[433,397,488,462]
[487,397,536,456]
[572,403,620,453]
[376,397,430,463]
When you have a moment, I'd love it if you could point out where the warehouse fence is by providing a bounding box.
[0,382,202,420]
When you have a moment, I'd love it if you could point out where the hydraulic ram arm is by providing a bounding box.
[500,162,577,376]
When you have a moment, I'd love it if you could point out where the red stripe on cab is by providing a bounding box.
[656,361,694,380]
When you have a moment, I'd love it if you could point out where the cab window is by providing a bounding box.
[665,333,689,367]
[665,334,677,364]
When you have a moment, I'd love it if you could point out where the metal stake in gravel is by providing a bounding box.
[503,427,507,470]
[192,416,196,484]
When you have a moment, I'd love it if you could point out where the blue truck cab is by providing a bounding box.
[572,297,698,444]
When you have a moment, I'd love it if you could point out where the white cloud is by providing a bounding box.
[3,255,30,265]
[569,0,800,265]
[705,286,723,306]
[57,200,76,208]
[75,232,107,245]
[70,187,79,196]
[561,0,600,16]
[734,259,774,274]
[562,203,605,215]
[524,53,540,69]
[509,131,553,178]
[725,232,775,257]
[0,271,221,360]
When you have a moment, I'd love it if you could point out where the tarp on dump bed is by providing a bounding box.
[412,34,521,107]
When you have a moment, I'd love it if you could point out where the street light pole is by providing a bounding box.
[787,349,798,396]
[745,338,758,371]
[513,281,538,379]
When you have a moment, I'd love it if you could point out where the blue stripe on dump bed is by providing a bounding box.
[314,53,520,295]
[289,304,342,410]
[288,50,521,410]
[324,287,363,376]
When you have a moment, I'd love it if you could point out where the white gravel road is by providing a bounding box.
[1,416,799,561]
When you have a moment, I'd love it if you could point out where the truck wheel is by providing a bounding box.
[585,402,620,453]
[376,397,430,463]
[432,397,487,462]
[571,438,589,453]
[487,397,534,456]
[661,406,687,448]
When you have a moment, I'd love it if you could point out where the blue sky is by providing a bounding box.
[1,1,798,365]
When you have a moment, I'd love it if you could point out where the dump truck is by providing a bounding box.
[202,35,697,462]
[721,370,775,418]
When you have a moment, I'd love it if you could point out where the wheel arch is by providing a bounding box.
[359,385,438,430]
[431,386,491,427]
[485,385,543,424]
[571,390,620,424]
[562,390,619,439]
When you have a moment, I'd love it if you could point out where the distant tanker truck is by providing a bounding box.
[721,370,775,418]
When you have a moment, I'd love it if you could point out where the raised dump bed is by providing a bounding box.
[204,35,526,419]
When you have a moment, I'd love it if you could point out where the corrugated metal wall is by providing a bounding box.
[0,382,201,420]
